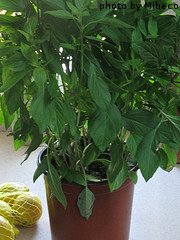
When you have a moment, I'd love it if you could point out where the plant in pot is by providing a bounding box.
[0,0,180,239]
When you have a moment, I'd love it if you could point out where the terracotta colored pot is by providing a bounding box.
[38,148,135,240]
[44,178,134,240]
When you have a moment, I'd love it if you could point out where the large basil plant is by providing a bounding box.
[0,0,179,219]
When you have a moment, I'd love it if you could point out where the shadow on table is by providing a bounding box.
[16,225,38,240]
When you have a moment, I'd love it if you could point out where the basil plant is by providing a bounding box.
[0,0,179,219]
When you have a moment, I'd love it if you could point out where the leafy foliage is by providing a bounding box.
[0,0,179,219]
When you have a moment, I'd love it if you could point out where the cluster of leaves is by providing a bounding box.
[0,0,180,219]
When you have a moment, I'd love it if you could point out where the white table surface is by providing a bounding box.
[0,131,180,240]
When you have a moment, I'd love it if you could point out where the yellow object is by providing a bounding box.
[12,226,19,236]
[12,192,42,227]
[0,191,25,206]
[0,216,15,240]
[0,182,29,193]
[0,200,14,224]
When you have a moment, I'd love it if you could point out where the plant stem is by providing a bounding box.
[80,16,84,83]
[82,126,87,147]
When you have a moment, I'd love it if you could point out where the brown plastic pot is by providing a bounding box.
[39,151,134,240]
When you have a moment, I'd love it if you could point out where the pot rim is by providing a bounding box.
[38,148,133,192]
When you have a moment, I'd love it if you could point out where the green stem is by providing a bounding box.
[80,18,84,83]
[82,126,87,148]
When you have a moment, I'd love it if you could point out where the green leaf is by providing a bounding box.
[49,100,65,136]
[60,130,72,154]
[14,139,25,151]
[30,91,51,132]
[129,171,138,184]
[82,143,99,167]
[25,127,43,159]
[133,42,159,66]
[98,17,134,29]
[4,82,23,114]
[0,0,27,11]
[0,71,27,93]
[148,17,158,38]
[24,15,38,36]
[21,43,38,66]
[33,67,47,90]
[0,15,22,26]
[161,113,180,142]
[126,134,142,156]
[164,144,177,171]
[158,149,169,170]
[74,0,89,9]
[33,157,48,182]
[89,104,121,151]
[108,161,128,192]
[47,163,67,209]
[88,63,111,109]
[42,0,65,9]
[132,28,143,44]
[77,187,95,220]
[0,46,19,57]
[107,138,123,183]
[136,130,160,181]
[67,170,86,186]
[66,2,79,15]
[45,10,75,20]
[138,19,147,36]
[0,95,14,129]
[42,43,63,75]
[0,107,4,126]
[62,102,79,138]
[122,110,156,135]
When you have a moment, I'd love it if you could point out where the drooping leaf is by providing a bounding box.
[89,104,121,151]
[136,130,160,181]
[77,187,95,220]
[47,162,67,209]
[25,127,43,159]
[33,156,48,182]
[108,161,128,192]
